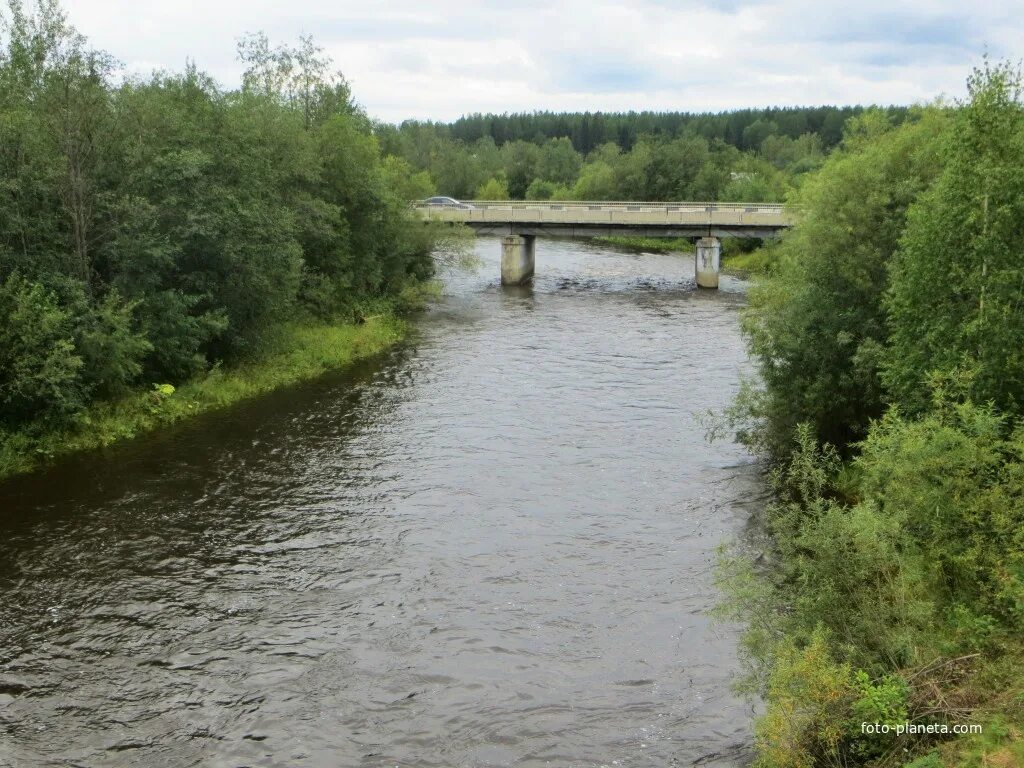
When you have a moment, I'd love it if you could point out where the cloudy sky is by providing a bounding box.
[64,0,1022,123]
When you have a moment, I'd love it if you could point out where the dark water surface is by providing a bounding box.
[0,238,762,767]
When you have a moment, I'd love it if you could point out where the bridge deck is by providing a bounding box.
[415,200,795,238]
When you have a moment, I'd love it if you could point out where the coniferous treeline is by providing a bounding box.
[440,106,899,152]
[0,1,437,436]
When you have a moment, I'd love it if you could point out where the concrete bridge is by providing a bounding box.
[415,200,795,288]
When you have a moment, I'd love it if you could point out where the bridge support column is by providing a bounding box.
[695,236,721,289]
[501,234,535,285]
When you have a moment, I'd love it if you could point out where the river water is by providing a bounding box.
[0,238,762,767]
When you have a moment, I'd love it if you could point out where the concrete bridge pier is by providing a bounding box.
[695,236,721,289]
[502,234,536,285]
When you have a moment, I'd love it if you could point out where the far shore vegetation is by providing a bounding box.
[590,235,777,278]
[591,235,694,253]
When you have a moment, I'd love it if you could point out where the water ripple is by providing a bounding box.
[0,237,759,767]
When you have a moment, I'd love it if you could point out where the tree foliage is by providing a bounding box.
[0,0,436,433]
[740,108,948,457]
[727,62,1024,766]
[439,105,900,153]
[0,271,83,428]
[379,106,844,203]
[884,61,1024,416]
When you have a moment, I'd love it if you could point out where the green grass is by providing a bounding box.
[722,244,779,276]
[591,235,694,252]
[0,315,409,482]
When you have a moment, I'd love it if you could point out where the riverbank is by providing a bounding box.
[722,246,776,276]
[721,239,779,277]
[0,314,410,483]
[719,413,1024,767]
[591,235,694,252]
[722,71,1024,767]
[590,235,778,278]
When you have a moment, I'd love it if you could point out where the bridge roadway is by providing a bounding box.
[414,200,796,288]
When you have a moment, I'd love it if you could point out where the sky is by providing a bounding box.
[63,0,1024,123]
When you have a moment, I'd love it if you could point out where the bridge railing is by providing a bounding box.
[414,200,787,212]
[413,200,796,228]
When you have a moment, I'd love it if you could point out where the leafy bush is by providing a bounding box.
[72,290,152,399]
[857,404,1024,635]
[724,402,1024,764]
[475,176,510,200]
[0,272,85,428]
[755,630,855,768]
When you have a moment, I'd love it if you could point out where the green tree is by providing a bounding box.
[741,118,778,150]
[499,140,539,199]
[613,140,653,199]
[719,161,788,202]
[740,108,948,457]
[760,132,824,172]
[571,160,617,200]
[70,288,151,398]
[884,62,1024,416]
[536,136,581,185]
[524,178,556,200]
[475,176,509,200]
[429,139,487,199]
[380,155,434,202]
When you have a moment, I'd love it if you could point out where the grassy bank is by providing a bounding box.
[721,240,780,277]
[722,246,778,276]
[0,314,409,482]
[591,235,694,252]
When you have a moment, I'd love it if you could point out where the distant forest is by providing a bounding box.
[440,106,904,151]
[376,106,913,202]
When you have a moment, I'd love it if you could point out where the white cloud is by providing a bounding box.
[61,0,1024,122]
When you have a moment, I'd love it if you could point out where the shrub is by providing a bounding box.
[73,290,152,399]
[755,630,855,768]
[0,272,85,429]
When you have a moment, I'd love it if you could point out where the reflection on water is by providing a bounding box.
[0,237,760,767]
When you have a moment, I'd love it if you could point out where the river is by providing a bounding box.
[0,237,762,767]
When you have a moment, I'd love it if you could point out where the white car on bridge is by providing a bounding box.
[420,196,476,210]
